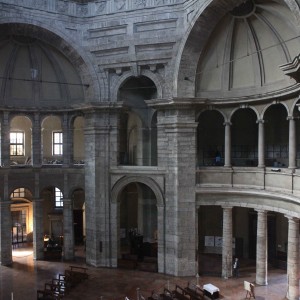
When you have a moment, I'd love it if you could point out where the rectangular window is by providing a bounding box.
[55,187,63,207]
[53,131,63,155]
[10,132,24,156]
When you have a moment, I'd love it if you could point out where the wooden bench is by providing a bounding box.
[160,288,173,300]
[184,282,204,300]
[147,290,161,300]
[64,266,89,286]
[172,285,190,300]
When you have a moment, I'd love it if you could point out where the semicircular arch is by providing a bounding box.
[0,21,102,102]
[111,175,164,207]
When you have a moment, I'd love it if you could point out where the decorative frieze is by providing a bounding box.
[0,0,184,17]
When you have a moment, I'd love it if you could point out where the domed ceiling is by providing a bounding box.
[196,0,300,99]
[0,35,84,108]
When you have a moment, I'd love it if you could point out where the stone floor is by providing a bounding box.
[0,245,290,300]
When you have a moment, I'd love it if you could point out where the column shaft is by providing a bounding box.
[224,122,231,167]
[288,117,296,169]
[257,120,265,168]
[222,206,233,278]
[286,217,299,300]
[256,209,268,285]
[32,113,42,166]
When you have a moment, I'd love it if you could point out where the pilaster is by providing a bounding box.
[63,198,74,260]
[84,107,119,268]
[1,112,10,167]
[157,107,197,276]
[0,200,12,265]
[32,113,42,166]
[33,199,44,260]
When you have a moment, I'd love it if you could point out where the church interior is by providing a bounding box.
[1,0,300,299]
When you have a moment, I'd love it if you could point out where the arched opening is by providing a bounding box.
[118,76,157,166]
[11,187,33,250]
[231,108,258,166]
[72,188,85,246]
[41,116,63,165]
[10,116,32,166]
[118,182,158,272]
[197,110,224,166]
[41,186,64,260]
[264,104,288,167]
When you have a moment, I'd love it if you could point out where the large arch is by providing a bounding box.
[173,0,300,98]
[0,21,103,102]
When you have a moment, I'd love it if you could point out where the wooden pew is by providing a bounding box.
[172,285,190,300]
[160,288,173,300]
[184,282,204,300]
[148,290,161,300]
[64,266,89,287]
[37,287,63,299]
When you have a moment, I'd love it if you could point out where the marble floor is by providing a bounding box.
[0,245,290,300]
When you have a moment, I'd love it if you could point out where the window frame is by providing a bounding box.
[52,131,63,156]
[55,187,63,207]
[10,131,25,156]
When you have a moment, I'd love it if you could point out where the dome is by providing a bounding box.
[0,35,84,108]
[196,0,300,100]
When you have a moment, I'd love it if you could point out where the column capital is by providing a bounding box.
[285,215,299,223]
[287,115,295,121]
[255,209,268,214]
[223,121,232,126]
[256,119,265,124]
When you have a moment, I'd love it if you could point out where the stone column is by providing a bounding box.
[256,209,268,285]
[286,216,299,300]
[288,117,296,170]
[32,113,42,166]
[84,107,119,268]
[33,199,44,260]
[0,201,12,265]
[1,112,10,167]
[224,122,232,167]
[63,198,74,260]
[156,108,197,276]
[257,119,265,168]
[222,206,233,279]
